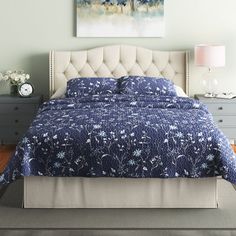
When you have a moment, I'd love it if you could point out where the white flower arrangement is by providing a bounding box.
[0,70,30,85]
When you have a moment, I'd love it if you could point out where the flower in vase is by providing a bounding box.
[0,70,30,86]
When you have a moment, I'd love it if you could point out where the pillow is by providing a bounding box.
[174,85,188,97]
[119,76,177,96]
[66,77,118,98]
[52,79,187,99]
[51,87,66,99]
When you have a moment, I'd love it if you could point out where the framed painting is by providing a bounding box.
[76,0,165,37]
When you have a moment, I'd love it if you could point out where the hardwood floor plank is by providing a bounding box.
[0,145,15,173]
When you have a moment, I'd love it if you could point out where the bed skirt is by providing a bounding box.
[24,177,218,208]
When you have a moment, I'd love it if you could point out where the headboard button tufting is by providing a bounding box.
[49,46,189,96]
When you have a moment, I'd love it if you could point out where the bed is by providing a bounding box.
[1,45,235,208]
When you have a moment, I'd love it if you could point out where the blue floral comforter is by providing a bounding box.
[1,94,236,185]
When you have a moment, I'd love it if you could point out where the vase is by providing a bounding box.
[10,84,18,96]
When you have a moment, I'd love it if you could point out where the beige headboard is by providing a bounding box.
[49,45,189,96]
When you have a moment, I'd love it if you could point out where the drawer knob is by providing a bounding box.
[15,120,19,123]
[218,107,223,110]
[15,132,19,136]
[14,106,19,111]
[218,119,223,123]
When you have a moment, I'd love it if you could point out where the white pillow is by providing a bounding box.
[50,87,66,99]
[174,85,188,97]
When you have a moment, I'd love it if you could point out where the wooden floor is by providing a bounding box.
[232,144,236,153]
[0,145,15,173]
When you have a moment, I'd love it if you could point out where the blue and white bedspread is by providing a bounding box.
[1,94,236,185]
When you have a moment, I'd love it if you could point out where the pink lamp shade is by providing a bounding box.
[195,45,225,68]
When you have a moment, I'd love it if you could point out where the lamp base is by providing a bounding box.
[201,68,219,97]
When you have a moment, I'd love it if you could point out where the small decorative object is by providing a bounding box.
[0,70,30,96]
[216,92,236,99]
[18,82,34,97]
[195,44,225,98]
[76,0,165,37]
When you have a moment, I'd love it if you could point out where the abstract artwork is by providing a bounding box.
[76,0,164,37]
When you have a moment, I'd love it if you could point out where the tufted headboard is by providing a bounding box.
[49,45,189,96]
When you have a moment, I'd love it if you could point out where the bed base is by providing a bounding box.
[24,177,218,208]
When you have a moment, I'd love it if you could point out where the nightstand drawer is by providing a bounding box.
[0,126,28,144]
[0,95,42,144]
[0,104,37,114]
[206,103,236,115]
[213,116,236,127]
[0,114,35,126]
[220,128,236,139]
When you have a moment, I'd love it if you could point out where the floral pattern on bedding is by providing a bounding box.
[0,94,236,185]
[66,77,118,98]
[119,76,177,96]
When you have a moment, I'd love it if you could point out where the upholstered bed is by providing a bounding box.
[49,45,190,97]
[26,45,216,208]
[1,45,235,208]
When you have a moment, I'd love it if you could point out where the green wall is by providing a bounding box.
[0,0,235,98]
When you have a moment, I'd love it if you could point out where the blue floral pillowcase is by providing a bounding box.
[65,76,177,98]
[119,76,177,96]
[66,77,118,98]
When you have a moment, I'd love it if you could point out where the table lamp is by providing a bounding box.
[195,44,225,97]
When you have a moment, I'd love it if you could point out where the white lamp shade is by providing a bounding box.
[195,45,225,68]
